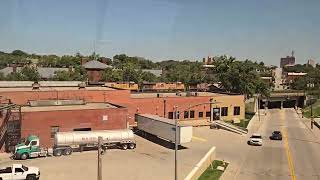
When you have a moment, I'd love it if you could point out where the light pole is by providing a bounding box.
[173,106,178,180]
[173,100,221,180]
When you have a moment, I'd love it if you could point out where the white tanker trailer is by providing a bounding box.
[13,129,136,160]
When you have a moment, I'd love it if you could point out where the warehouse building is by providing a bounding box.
[0,81,245,151]
[17,100,127,148]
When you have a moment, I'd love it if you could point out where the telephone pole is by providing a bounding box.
[98,136,102,180]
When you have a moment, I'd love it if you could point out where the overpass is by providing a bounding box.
[260,91,306,109]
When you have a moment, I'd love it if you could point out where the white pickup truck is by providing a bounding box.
[0,164,40,180]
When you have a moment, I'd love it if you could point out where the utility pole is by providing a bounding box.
[257,95,261,122]
[174,106,178,180]
[311,103,314,129]
[97,136,102,180]
[210,98,213,122]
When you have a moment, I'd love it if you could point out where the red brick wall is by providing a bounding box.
[0,89,131,105]
[19,107,128,147]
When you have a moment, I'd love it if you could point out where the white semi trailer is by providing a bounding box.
[14,129,136,160]
[136,114,193,144]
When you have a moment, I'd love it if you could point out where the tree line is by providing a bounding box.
[0,50,273,97]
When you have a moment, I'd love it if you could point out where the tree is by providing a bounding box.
[20,66,40,81]
[5,72,24,81]
[12,50,28,57]
[141,71,158,82]
[212,56,270,97]
[122,63,141,83]
[53,66,87,81]
[0,72,5,80]
[163,61,205,90]
[102,68,114,82]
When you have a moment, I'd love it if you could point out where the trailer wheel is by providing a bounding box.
[20,153,28,160]
[63,148,72,156]
[54,149,62,156]
[121,144,128,150]
[128,143,135,149]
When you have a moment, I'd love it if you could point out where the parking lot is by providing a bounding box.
[0,127,247,180]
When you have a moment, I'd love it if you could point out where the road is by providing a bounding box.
[234,109,320,180]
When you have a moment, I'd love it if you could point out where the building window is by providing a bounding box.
[199,112,203,118]
[206,111,211,117]
[50,126,59,139]
[221,107,228,116]
[169,112,180,119]
[234,106,240,115]
[184,111,189,119]
[190,110,195,118]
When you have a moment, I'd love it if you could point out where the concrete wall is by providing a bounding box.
[19,107,128,147]
[184,146,216,180]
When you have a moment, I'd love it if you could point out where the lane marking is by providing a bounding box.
[280,110,297,180]
[192,136,207,142]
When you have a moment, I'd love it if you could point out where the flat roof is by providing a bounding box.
[131,92,224,98]
[0,86,116,92]
[20,103,118,112]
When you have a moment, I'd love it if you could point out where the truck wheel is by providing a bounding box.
[26,174,37,180]
[20,153,28,160]
[54,149,62,156]
[128,143,135,149]
[63,148,72,156]
[122,144,128,150]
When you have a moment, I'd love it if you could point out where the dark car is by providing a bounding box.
[270,131,282,140]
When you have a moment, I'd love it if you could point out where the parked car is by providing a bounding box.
[0,164,40,180]
[270,131,282,140]
[247,133,262,146]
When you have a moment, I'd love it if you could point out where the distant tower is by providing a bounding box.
[291,50,295,57]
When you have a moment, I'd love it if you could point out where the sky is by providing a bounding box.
[0,0,320,65]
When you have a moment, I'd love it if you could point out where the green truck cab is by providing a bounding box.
[14,135,53,160]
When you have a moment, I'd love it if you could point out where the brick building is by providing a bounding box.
[0,82,245,151]
[16,102,127,148]
[280,56,295,68]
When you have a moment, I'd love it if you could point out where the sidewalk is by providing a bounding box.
[295,108,320,143]
[220,110,267,180]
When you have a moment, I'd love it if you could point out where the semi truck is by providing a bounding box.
[135,114,193,144]
[13,129,136,160]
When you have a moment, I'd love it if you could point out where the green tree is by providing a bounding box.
[5,72,24,81]
[12,50,28,57]
[163,61,205,90]
[141,71,158,82]
[20,66,40,81]
[212,56,270,97]
[0,72,5,80]
[122,63,141,83]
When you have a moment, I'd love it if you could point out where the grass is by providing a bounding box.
[303,99,320,118]
[198,160,229,180]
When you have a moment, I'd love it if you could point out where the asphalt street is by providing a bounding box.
[234,109,320,180]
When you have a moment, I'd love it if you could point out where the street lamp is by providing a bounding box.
[172,100,221,180]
